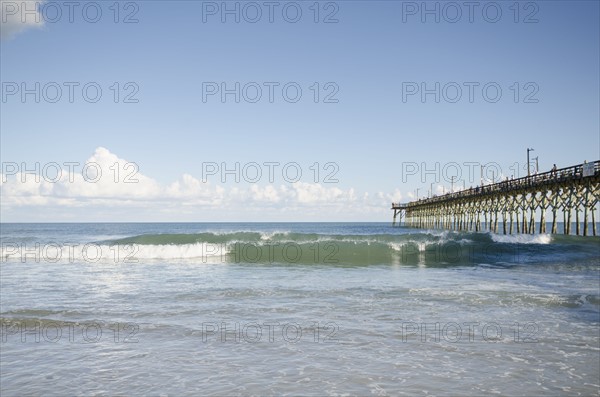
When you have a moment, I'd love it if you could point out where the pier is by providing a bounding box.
[392,160,600,236]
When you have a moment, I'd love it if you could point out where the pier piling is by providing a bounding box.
[392,161,600,236]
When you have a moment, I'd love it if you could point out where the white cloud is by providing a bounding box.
[1,147,161,204]
[249,184,281,203]
[56,147,162,199]
[1,147,406,221]
[1,0,45,40]
[165,173,226,206]
[292,182,346,204]
[377,188,402,203]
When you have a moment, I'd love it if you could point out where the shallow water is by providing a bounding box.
[1,223,599,396]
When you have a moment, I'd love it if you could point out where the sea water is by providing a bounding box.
[1,223,599,395]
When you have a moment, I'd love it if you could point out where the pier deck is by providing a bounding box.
[392,160,600,236]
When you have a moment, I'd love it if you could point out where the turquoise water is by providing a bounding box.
[1,223,599,395]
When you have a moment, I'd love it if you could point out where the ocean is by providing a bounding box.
[1,222,599,396]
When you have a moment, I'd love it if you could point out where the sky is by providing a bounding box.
[1,0,599,222]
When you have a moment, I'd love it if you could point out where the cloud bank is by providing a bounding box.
[1,147,404,221]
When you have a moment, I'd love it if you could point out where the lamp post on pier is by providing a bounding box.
[480,165,483,186]
[527,148,535,177]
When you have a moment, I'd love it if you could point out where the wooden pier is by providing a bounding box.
[392,160,600,236]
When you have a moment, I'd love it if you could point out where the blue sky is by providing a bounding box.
[1,0,599,221]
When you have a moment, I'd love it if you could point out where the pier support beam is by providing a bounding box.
[393,161,599,236]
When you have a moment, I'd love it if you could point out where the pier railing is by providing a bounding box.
[392,160,600,236]
[393,160,600,209]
